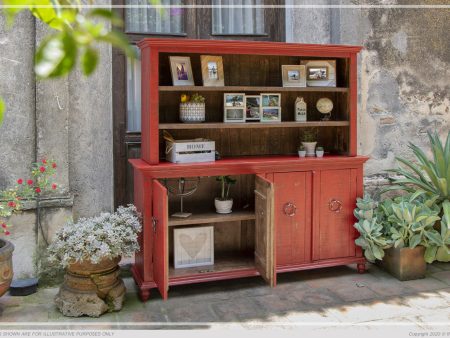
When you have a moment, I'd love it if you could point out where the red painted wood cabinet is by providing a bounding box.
[130,39,368,301]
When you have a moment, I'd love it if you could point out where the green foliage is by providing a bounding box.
[216,176,236,200]
[302,128,317,142]
[386,131,450,202]
[424,200,450,263]
[316,146,324,151]
[189,93,206,104]
[0,98,4,124]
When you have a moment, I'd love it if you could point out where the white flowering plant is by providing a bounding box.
[48,205,142,267]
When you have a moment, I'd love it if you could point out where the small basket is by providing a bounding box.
[179,103,205,123]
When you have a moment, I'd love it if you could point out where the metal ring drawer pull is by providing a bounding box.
[329,199,343,213]
[283,202,297,217]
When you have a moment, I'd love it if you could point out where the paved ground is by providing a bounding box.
[0,263,449,331]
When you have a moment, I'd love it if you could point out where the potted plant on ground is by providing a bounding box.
[353,193,445,280]
[316,146,324,158]
[215,176,236,214]
[301,128,317,157]
[0,159,59,297]
[48,205,141,317]
[298,144,306,158]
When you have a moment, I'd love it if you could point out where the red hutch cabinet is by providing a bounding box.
[130,39,368,301]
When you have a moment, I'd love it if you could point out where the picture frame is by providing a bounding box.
[224,93,245,107]
[261,93,281,108]
[281,65,306,87]
[170,56,194,86]
[261,107,281,122]
[174,226,214,268]
[224,108,245,123]
[300,60,336,87]
[245,95,261,121]
[200,55,225,86]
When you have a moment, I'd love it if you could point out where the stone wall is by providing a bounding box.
[286,0,450,194]
[0,9,113,278]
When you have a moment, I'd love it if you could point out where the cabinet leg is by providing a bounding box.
[357,262,366,274]
[138,288,151,302]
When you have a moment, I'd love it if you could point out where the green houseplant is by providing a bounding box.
[0,159,59,297]
[214,176,237,214]
[48,205,142,317]
[298,144,306,158]
[301,128,318,157]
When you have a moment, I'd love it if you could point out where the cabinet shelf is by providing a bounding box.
[169,210,255,226]
[159,121,350,130]
[159,86,349,93]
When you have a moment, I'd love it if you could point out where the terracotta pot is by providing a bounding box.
[0,239,14,297]
[381,246,426,281]
[55,256,126,317]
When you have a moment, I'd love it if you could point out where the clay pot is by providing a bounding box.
[0,239,14,298]
[55,256,126,317]
[381,246,426,281]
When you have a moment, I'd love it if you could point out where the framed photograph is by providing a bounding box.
[261,107,281,122]
[224,93,245,107]
[174,226,214,268]
[245,95,261,121]
[261,93,281,107]
[170,56,194,86]
[201,55,224,86]
[300,60,336,87]
[282,65,306,87]
[224,108,245,123]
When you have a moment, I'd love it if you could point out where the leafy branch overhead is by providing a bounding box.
[1,1,136,78]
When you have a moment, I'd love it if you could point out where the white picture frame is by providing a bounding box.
[224,108,246,123]
[261,93,281,108]
[245,95,261,121]
[300,60,336,87]
[174,226,214,268]
[261,107,281,122]
[170,56,195,86]
[224,93,245,107]
[281,65,306,87]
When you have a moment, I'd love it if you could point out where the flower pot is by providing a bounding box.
[316,150,324,158]
[215,198,233,214]
[0,239,14,298]
[55,256,126,317]
[180,102,205,123]
[298,150,306,158]
[302,142,317,157]
[381,246,426,281]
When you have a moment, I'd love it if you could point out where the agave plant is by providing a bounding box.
[387,131,450,202]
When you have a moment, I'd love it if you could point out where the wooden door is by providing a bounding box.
[274,172,312,267]
[315,169,357,261]
[152,179,169,300]
[254,175,275,287]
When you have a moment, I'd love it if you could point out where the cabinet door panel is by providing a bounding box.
[153,179,169,300]
[317,169,357,260]
[274,172,312,266]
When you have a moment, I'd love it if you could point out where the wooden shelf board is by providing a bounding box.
[159,86,349,93]
[169,210,255,226]
[159,121,349,130]
[169,255,257,285]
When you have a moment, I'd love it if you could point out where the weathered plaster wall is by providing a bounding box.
[288,1,450,193]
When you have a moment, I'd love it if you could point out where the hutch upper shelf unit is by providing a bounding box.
[130,38,368,301]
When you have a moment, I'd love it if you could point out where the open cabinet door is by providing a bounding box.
[254,174,276,287]
[152,179,169,300]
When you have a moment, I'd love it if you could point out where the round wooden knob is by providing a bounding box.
[329,199,343,213]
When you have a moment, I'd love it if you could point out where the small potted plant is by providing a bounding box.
[215,176,236,214]
[179,93,206,123]
[316,146,324,158]
[298,145,306,157]
[48,205,142,317]
[301,129,317,157]
[0,158,59,298]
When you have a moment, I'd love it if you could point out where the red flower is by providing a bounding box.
[7,201,16,208]
[52,183,57,190]
[17,178,23,185]
[39,166,46,173]
[27,179,33,185]
[52,163,57,169]
[1,223,6,229]
[42,159,47,164]
[4,231,10,236]
[35,187,41,193]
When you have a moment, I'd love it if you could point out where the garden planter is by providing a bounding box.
[0,239,14,297]
[215,198,233,214]
[180,102,205,123]
[302,142,317,157]
[381,246,426,281]
[55,256,126,317]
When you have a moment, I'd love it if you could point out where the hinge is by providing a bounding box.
[152,216,157,233]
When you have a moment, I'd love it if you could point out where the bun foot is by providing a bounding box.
[138,288,151,302]
[357,262,366,274]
